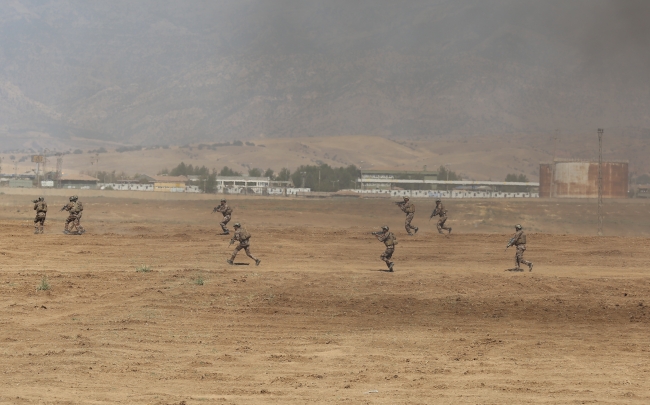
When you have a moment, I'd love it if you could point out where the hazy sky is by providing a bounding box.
[0,0,649,145]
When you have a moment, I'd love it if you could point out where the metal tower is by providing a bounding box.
[597,128,603,236]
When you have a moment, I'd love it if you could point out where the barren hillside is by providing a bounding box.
[3,130,649,182]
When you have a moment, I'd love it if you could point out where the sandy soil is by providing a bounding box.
[1,194,649,404]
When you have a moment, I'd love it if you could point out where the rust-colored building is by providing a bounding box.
[539,161,628,198]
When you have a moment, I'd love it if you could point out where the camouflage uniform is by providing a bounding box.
[511,230,532,270]
[229,226,260,265]
[398,199,418,235]
[375,230,396,271]
[73,200,84,232]
[63,199,85,234]
[433,201,452,234]
[62,202,78,233]
[33,200,47,234]
[215,203,233,234]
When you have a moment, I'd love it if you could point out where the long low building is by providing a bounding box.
[140,175,189,192]
[360,168,438,190]
[60,173,99,189]
[216,176,270,194]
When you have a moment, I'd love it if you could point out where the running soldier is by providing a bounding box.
[395,196,418,236]
[61,195,85,234]
[506,224,533,271]
[373,225,396,272]
[212,199,233,235]
[429,199,452,234]
[32,197,47,234]
[227,223,261,266]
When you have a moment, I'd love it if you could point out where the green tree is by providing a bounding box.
[504,173,529,192]
[219,166,242,176]
[438,165,460,190]
[636,174,650,184]
[264,168,275,179]
[170,162,188,176]
[248,168,262,177]
[276,168,291,181]
[290,164,359,191]
[201,170,217,193]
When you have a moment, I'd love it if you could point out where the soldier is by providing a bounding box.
[227,223,261,266]
[32,197,47,234]
[212,199,233,235]
[373,225,397,272]
[72,195,85,234]
[61,195,85,235]
[429,199,452,234]
[506,224,533,271]
[395,196,418,236]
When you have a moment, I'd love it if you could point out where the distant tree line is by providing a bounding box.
[502,173,530,192]
[158,162,359,192]
[437,165,461,191]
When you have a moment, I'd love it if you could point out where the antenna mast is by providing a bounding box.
[597,128,603,236]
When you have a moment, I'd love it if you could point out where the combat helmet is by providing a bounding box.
[69,196,75,201]
[436,199,441,203]
[220,199,226,203]
[233,222,241,228]
[515,224,522,230]
[403,196,409,201]
[381,225,389,231]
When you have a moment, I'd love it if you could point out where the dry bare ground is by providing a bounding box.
[1,192,649,404]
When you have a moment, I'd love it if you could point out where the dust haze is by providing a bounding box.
[1,0,649,148]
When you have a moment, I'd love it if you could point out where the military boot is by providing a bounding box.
[255,259,261,266]
[34,227,39,234]
[226,259,234,265]
[528,263,533,272]
[414,227,419,234]
[388,262,394,272]
[448,228,452,234]
[39,226,44,234]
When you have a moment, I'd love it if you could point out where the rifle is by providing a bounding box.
[505,237,515,252]
[32,199,39,204]
[371,231,381,236]
[229,238,235,246]
[429,208,439,221]
[59,205,68,212]
[393,201,403,205]
[212,206,218,214]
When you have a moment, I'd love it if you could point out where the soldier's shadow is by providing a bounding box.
[371,269,395,273]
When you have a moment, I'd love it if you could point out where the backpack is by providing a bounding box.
[239,228,251,240]
[74,201,84,213]
[385,232,398,246]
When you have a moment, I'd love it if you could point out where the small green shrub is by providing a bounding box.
[136,264,152,273]
[194,275,204,286]
[37,276,50,291]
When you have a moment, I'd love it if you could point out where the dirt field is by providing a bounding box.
[1,194,650,404]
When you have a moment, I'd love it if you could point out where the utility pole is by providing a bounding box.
[597,128,604,236]
[552,129,558,197]
[56,157,63,189]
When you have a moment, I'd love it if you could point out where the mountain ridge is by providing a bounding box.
[0,0,649,144]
